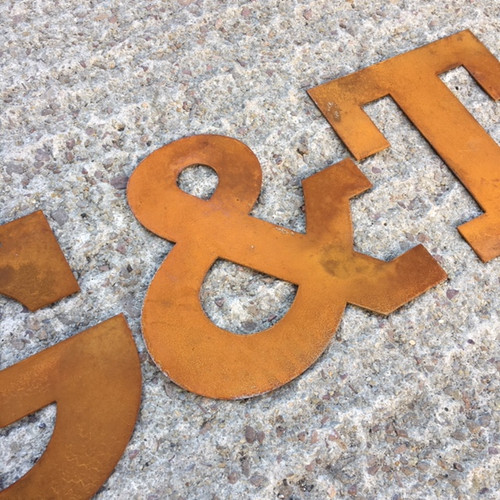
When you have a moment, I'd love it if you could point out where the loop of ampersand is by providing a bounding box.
[127,134,446,399]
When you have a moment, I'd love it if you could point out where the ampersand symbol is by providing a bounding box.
[127,134,447,399]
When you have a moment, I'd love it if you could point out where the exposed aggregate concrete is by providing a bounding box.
[1,1,499,498]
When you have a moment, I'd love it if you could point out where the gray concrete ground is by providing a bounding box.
[1,0,499,498]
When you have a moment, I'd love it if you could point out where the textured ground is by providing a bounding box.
[1,0,499,498]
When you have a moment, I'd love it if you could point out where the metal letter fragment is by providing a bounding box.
[308,30,500,262]
[0,211,79,310]
[0,315,142,499]
[128,134,447,399]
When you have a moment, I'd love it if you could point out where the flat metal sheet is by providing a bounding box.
[0,211,80,310]
[308,30,500,262]
[128,134,447,399]
[0,315,142,499]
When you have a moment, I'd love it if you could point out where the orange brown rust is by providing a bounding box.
[308,30,500,262]
[0,210,79,310]
[0,315,142,499]
[127,134,447,399]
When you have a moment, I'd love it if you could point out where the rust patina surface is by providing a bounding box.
[308,30,500,262]
[128,134,446,399]
[0,315,142,499]
[0,211,79,310]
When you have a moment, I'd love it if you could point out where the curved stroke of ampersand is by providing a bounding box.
[128,134,447,399]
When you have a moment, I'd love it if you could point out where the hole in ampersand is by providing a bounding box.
[177,165,219,200]
[0,403,56,491]
[200,259,297,334]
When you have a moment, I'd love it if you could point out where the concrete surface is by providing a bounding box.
[0,0,498,498]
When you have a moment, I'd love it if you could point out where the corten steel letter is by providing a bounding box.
[0,315,142,499]
[308,30,500,262]
[0,211,79,310]
[127,134,446,399]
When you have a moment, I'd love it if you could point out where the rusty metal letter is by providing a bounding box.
[0,315,142,499]
[127,134,446,399]
[308,30,500,262]
[0,211,79,310]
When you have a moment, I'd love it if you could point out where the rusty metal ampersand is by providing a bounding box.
[127,134,447,399]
